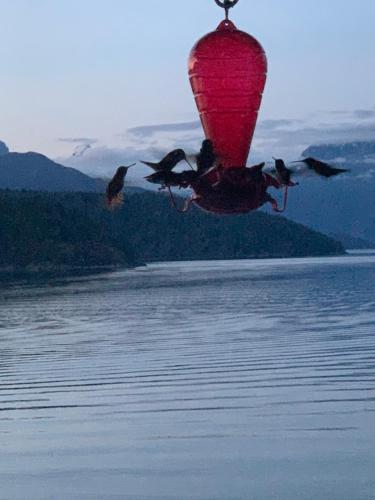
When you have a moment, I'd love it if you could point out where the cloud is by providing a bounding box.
[252,111,375,160]
[56,107,375,183]
[265,122,375,153]
[121,120,204,162]
[354,168,375,180]
[352,109,375,120]
[325,108,375,120]
[257,119,302,131]
[55,145,167,183]
[58,137,98,144]
[122,111,375,163]
[127,121,201,138]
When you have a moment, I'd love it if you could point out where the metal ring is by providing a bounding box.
[214,0,240,10]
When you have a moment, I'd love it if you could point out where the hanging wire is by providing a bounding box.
[214,0,240,20]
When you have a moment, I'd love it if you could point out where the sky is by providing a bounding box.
[1,0,375,177]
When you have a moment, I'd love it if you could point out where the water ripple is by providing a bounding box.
[1,255,375,499]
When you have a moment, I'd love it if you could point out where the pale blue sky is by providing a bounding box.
[0,0,374,172]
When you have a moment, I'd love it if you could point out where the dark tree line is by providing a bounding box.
[0,189,344,272]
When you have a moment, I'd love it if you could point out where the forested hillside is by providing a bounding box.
[0,190,344,273]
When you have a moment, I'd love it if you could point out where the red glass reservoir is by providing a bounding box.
[188,19,267,168]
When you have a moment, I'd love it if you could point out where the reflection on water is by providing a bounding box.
[1,255,375,500]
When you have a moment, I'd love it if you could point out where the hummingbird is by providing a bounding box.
[144,170,169,186]
[247,162,265,182]
[178,169,198,187]
[141,149,192,172]
[105,164,135,210]
[145,170,179,188]
[196,139,217,175]
[145,169,197,189]
[273,158,297,186]
[293,157,348,178]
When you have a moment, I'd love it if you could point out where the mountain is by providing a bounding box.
[278,141,375,243]
[0,150,105,192]
[330,233,375,250]
[0,141,9,156]
[0,190,344,273]
[303,141,375,163]
[0,140,371,246]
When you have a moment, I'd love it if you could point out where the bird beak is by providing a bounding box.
[126,163,136,168]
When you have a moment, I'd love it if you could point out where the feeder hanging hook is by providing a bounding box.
[214,0,240,20]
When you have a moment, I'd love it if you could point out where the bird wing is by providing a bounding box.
[141,161,161,171]
[160,150,187,170]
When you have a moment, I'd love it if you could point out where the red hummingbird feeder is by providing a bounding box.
[187,0,271,214]
[189,1,267,169]
[143,0,299,215]
[140,1,346,216]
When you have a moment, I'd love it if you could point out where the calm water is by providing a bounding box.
[1,255,375,500]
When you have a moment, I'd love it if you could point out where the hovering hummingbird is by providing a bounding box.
[273,158,297,186]
[141,149,192,172]
[196,139,217,174]
[105,164,135,210]
[293,157,348,178]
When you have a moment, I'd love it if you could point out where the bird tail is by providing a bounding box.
[106,193,124,211]
[322,166,349,174]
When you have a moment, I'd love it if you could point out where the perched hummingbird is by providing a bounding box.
[247,162,265,182]
[273,158,296,186]
[196,139,217,174]
[293,157,348,178]
[144,171,169,186]
[141,149,191,172]
[105,164,135,209]
[145,170,179,188]
[178,170,198,188]
[145,169,197,189]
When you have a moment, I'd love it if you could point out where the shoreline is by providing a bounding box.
[0,264,129,281]
[0,250,349,281]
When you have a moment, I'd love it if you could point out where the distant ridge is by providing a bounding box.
[0,151,104,192]
[330,232,375,250]
[1,140,373,244]
[279,140,375,243]
[303,141,375,162]
[0,141,9,156]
